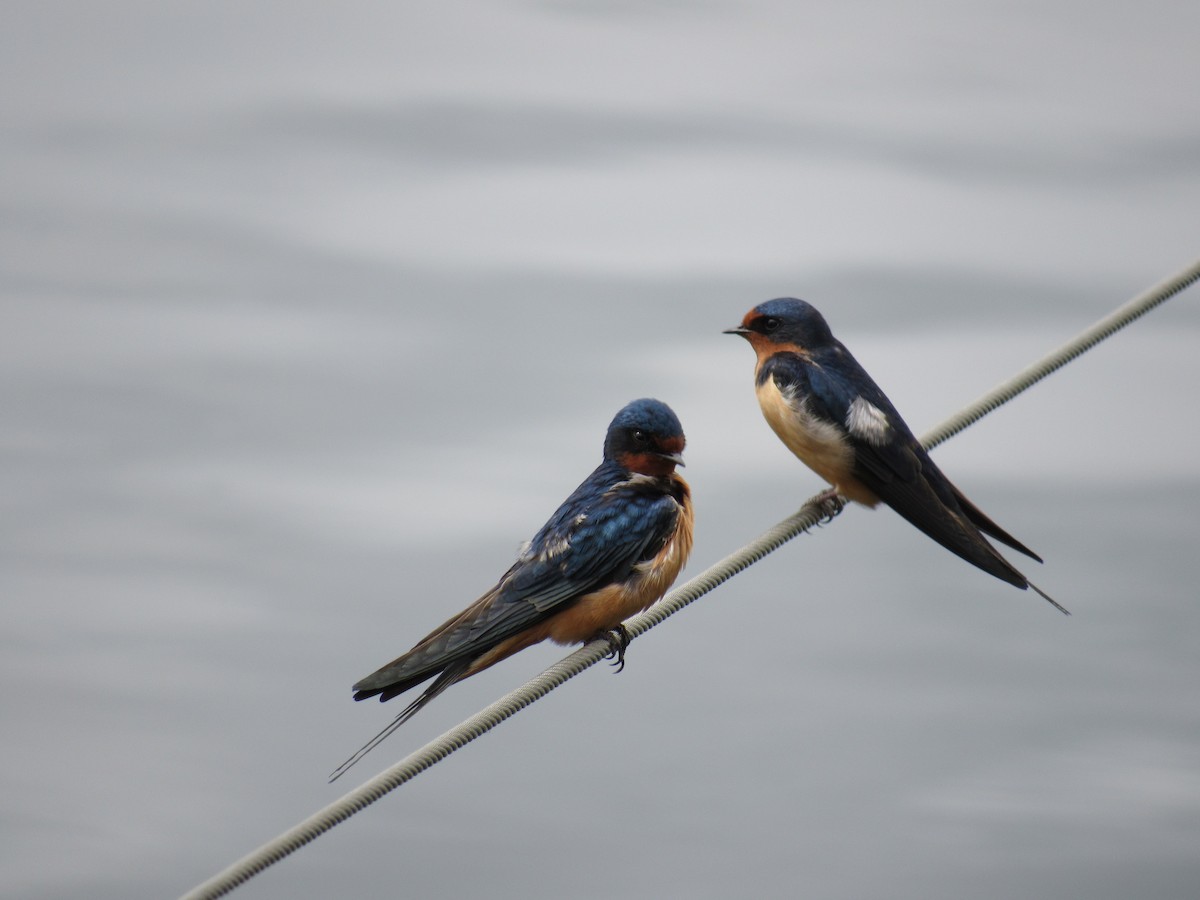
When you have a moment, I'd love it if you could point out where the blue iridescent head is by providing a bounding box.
[603,398,686,476]
[725,297,836,349]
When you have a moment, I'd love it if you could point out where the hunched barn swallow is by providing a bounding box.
[330,398,694,781]
[726,298,1066,614]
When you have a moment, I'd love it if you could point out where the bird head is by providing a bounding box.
[724,298,835,354]
[603,398,686,477]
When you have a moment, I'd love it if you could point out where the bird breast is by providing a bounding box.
[755,375,880,506]
[545,483,693,645]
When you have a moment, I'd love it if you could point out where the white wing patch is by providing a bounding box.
[535,514,586,563]
[845,396,891,446]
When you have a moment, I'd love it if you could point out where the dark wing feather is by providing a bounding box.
[802,346,1035,588]
[945,482,1042,561]
[352,473,680,700]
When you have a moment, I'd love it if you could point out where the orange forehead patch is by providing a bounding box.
[658,434,686,455]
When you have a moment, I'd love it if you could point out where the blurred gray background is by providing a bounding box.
[3,2,1199,898]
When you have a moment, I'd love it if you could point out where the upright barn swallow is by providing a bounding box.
[726,298,1066,614]
[330,398,694,781]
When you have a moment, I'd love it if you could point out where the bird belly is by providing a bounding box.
[756,378,879,506]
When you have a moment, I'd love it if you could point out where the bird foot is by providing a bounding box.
[598,624,631,672]
[814,488,845,523]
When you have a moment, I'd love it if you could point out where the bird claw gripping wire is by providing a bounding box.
[600,624,632,672]
[814,489,846,525]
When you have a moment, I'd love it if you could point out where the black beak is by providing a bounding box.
[723,326,751,337]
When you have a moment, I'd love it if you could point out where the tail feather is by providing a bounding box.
[352,668,434,703]
[330,660,470,783]
[1027,578,1071,616]
[875,481,1068,615]
[945,488,1068,614]
[949,484,1043,563]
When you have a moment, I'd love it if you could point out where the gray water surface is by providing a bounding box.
[3,3,1199,898]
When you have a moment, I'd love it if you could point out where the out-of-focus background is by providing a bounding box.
[3,2,1199,898]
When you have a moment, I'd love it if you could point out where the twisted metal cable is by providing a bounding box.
[179,258,1199,900]
[921,260,1200,449]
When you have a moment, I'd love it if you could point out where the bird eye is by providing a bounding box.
[761,316,781,332]
[632,429,650,444]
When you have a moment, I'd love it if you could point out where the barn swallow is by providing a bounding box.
[726,298,1066,614]
[330,398,694,781]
